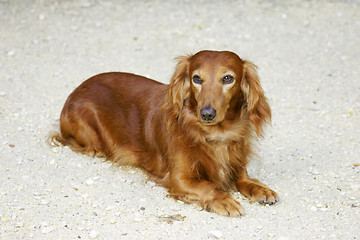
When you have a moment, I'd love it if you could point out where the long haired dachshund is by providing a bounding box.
[51,50,278,216]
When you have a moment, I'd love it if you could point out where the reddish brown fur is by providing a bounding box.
[51,50,278,216]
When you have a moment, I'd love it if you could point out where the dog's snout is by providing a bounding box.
[200,106,216,121]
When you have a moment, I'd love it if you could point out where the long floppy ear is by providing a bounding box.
[241,60,271,137]
[166,55,191,118]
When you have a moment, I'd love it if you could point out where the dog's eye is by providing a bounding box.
[222,75,234,84]
[192,75,203,84]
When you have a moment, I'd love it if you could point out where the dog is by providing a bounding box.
[51,50,278,216]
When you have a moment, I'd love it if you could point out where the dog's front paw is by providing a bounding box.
[253,186,278,205]
[238,181,279,205]
[204,192,244,217]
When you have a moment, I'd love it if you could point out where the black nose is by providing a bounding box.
[200,106,216,121]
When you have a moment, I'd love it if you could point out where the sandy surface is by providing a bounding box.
[1,0,359,239]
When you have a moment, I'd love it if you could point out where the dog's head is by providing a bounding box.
[167,50,271,137]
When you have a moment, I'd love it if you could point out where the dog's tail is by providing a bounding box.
[47,130,85,153]
[47,131,62,146]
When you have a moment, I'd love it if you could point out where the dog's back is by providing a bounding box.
[52,72,168,163]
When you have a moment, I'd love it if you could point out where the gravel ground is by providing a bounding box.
[1,0,359,239]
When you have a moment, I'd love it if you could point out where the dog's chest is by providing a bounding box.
[207,143,233,189]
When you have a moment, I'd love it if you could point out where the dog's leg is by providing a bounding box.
[169,172,244,217]
[236,168,278,205]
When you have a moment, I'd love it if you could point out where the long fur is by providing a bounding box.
[50,50,278,217]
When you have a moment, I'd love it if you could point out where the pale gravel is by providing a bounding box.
[0,0,359,239]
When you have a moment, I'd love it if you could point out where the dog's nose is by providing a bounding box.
[200,106,216,121]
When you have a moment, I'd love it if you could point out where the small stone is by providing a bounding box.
[42,226,55,234]
[28,225,35,231]
[134,217,143,222]
[347,108,354,115]
[125,179,134,184]
[310,206,318,212]
[7,50,15,56]
[17,127,24,131]
[16,222,24,228]
[41,221,48,227]
[209,230,223,239]
[0,91,5,96]
[341,56,348,61]
[16,158,23,165]
[81,194,89,199]
[105,206,114,211]
[85,178,95,185]
[52,148,58,154]
[309,169,320,175]
[89,230,99,239]
[39,14,45,20]
[70,182,80,190]
[351,203,359,208]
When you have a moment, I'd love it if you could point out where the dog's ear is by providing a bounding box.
[241,60,271,137]
[166,55,191,117]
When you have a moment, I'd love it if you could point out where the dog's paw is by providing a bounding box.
[239,182,279,205]
[204,192,244,217]
[252,185,278,205]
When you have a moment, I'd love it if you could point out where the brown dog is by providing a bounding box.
[51,50,278,216]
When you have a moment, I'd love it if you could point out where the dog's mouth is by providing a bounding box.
[199,119,219,126]
[198,115,224,126]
